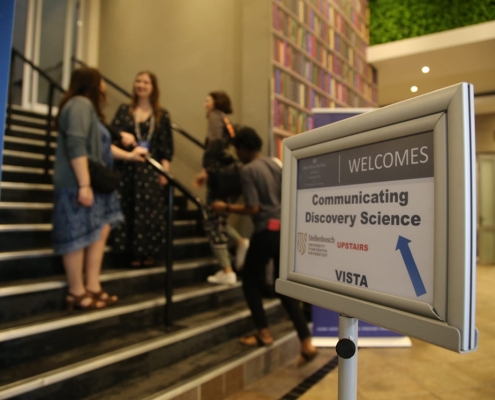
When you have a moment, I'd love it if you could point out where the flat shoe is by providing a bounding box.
[297,350,318,367]
[239,335,272,347]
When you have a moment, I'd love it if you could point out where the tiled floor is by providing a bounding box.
[229,265,495,399]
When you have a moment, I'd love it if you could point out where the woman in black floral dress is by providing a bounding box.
[110,71,174,266]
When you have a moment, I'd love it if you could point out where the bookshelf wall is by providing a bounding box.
[271,0,378,158]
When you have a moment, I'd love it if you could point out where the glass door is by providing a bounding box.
[477,154,495,265]
[19,0,78,112]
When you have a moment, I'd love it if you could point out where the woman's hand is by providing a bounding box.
[120,131,137,148]
[158,175,168,186]
[211,200,227,214]
[193,169,208,188]
[78,186,94,207]
[128,146,148,162]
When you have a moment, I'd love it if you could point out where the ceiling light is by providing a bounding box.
[422,66,430,73]
[411,86,418,93]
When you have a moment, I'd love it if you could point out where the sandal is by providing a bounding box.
[86,289,119,306]
[65,292,105,311]
[239,334,273,347]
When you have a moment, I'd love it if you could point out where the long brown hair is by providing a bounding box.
[209,91,232,114]
[130,71,161,121]
[56,67,105,129]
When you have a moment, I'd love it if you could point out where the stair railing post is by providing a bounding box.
[164,181,175,327]
[6,51,15,137]
[45,83,55,174]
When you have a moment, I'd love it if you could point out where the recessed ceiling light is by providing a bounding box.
[411,86,418,93]
[422,66,430,73]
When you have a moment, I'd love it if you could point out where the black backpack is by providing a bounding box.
[210,116,243,199]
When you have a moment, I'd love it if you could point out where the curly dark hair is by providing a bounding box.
[233,126,262,152]
[209,91,233,114]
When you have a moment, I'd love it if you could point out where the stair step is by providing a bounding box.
[83,320,297,400]
[2,149,53,169]
[0,299,283,400]
[1,165,52,183]
[0,250,117,282]
[0,201,199,224]
[8,105,48,120]
[6,115,52,131]
[0,256,219,322]
[5,126,57,144]
[0,220,201,252]
[3,135,56,155]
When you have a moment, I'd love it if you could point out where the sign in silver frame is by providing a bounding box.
[276,83,477,353]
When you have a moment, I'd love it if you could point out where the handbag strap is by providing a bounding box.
[221,113,235,139]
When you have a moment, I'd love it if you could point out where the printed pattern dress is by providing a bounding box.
[52,123,123,254]
[110,104,174,263]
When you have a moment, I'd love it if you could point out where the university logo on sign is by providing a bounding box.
[297,232,308,255]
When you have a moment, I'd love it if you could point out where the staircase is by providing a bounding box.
[0,106,301,400]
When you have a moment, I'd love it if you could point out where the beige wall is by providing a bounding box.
[476,113,495,153]
[98,0,244,197]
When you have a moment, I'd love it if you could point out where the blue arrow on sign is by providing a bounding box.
[395,236,427,297]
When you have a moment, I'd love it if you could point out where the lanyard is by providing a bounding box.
[133,111,155,141]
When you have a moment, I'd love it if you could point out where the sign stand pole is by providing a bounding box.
[337,314,358,400]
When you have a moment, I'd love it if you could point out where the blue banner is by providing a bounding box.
[0,0,16,195]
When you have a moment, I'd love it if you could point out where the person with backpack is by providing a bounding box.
[210,126,318,366]
[193,91,249,285]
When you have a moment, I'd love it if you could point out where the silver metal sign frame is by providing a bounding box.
[276,83,477,353]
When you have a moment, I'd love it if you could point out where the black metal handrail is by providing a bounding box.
[72,57,205,150]
[144,156,208,326]
[8,48,66,173]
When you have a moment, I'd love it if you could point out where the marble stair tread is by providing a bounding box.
[82,319,295,400]
[0,256,218,297]
[0,299,278,389]
[0,281,238,334]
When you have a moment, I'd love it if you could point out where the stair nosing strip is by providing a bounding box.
[0,224,52,232]
[4,136,46,147]
[174,282,241,302]
[0,182,53,190]
[173,220,198,226]
[0,218,200,232]
[2,150,45,160]
[7,125,47,135]
[2,165,45,174]
[173,237,209,245]
[0,257,218,297]
[144,329,298,400]
[9,105,48,117]
[0,202,53,210]
[0,301,280,399]
[0,246,111,261]
[8,114,46,124]
[0,248,54,261]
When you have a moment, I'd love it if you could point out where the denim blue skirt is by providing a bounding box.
[52,188,123,255]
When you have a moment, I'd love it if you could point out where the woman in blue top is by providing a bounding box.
[52,68,148,310]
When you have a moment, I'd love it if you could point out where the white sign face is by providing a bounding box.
[294,132,435,305]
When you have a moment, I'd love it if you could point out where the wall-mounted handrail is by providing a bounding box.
[172,122,205,149]
[12,48,65,92]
